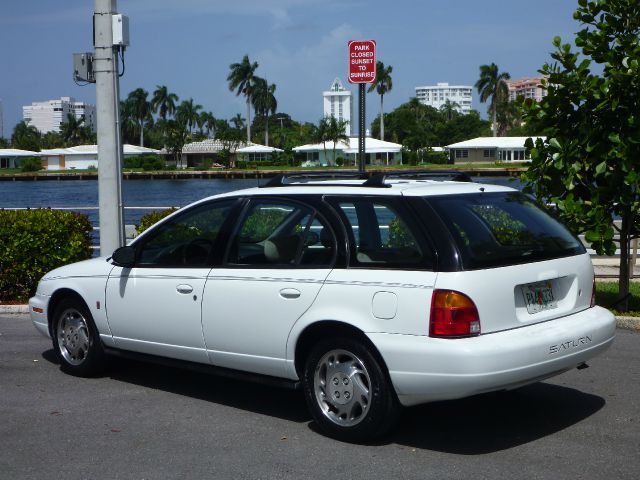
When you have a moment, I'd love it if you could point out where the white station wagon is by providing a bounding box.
[30,172,616,441]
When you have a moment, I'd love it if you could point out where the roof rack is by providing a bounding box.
[362,170,473,187]
[260,169,473,189]
[261,171,367,188]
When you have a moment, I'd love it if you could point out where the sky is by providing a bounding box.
[0,0,582,139]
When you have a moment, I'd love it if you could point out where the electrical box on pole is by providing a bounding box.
[73,52,95,83]
[112,14,129,46]
[348,40,376,174]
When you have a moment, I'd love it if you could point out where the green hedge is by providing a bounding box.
[21,157,43,172]
[0,209,93,301]
[124,154,166,171]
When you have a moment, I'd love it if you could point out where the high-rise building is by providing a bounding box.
[505,76,547,102]
[0,98,4,139]
[22,96,96,134]
[415,83,473,115]
[322,78,353,136]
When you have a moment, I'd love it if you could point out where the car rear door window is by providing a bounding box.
[333,199,428,268]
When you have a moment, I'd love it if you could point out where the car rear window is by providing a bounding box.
[426,192,585,269]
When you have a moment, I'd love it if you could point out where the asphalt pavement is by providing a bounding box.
[1,313,639,480]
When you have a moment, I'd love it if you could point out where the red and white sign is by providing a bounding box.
[348,39,376,84]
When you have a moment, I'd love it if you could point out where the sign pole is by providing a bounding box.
[347,39,376,176]
[359,83,366,174]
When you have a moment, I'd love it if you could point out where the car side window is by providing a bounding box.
[136,201,233,267]
[226,200,335,267]
[336,199,428,268]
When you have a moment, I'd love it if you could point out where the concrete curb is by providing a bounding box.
[2,304,639,331]
[0,305,29,314]
[615,316,640,332]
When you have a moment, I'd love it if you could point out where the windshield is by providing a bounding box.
[426,192,585,269]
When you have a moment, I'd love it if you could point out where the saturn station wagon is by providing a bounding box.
[29,171,616,441]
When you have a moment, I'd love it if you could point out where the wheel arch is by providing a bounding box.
[47,288,90,337]
[293,320,391,381]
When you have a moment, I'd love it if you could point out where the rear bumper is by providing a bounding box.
[368,306,615,407]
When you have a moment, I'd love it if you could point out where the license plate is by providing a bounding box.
[521,281,558,314]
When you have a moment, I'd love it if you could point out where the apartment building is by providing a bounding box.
[23,96,96,134]
[322,78,353,136]
[506,76,547,102]
[415,82,473,114]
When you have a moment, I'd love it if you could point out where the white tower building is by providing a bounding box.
[415,83,473,115]
[23,96,97,134]
[323,78,353,136]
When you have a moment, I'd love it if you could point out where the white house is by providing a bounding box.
[39,144,159,170]
[0,149,39,169]
[293,137,403,166]
[446,136,545,164]
[236,144,284,163]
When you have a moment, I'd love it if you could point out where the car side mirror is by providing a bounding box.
[111,245,136,268]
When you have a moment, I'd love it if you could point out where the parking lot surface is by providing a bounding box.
[1,314,638,479]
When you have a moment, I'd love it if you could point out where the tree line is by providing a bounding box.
[3,54,534,158]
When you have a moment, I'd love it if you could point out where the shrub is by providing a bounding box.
[135,208,178,235]
[20,157,43,172]
[422,150,449,165]
[141,155,165,171]
[0,209,93,301]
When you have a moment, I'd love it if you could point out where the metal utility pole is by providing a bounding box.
[94,0,125,255]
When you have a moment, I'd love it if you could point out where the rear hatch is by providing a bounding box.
[424,191,592,333]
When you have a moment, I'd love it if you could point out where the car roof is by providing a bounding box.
[207,178,516,202]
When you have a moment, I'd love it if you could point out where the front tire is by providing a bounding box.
[303,337,400,442]
[52,297,106,376]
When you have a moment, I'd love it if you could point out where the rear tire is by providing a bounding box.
[302,337,400,442]
[52,297,106,377]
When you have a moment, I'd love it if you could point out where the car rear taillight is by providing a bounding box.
[430,290,481,338]
[591,275,596,308]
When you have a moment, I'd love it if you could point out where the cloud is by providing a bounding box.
[253,24,362,121]
[125,0,330,28]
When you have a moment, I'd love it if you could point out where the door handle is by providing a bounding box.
[176,284,194,294]
[279,288,301,299]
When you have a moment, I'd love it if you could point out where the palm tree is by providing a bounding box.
[252,77,278,146]
[119,100,138,144]
[231,113,245,130]
[126,88,152,146]
[440,99,461,121]
[11,121,41,151]
[475,63,511,137]
[316,116,349,165]
[175,98,203,134]
[227,54,259,142]
[200,111,216,138]
[326,116,349,165]
[60,113,93,146]
[151,85,179,121]
[367,61,393,141]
